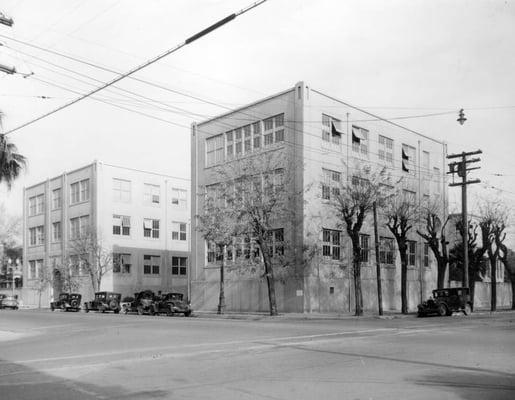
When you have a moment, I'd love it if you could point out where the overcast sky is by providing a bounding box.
[1,0,514,244]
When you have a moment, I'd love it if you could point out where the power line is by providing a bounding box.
[2,0,268,136]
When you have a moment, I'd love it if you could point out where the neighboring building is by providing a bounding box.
[191,81,448,313]
[22,161,190,306]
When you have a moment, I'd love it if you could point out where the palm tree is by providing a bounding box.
[0,113,26,189]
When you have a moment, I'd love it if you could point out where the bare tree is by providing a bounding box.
[328,166,391,316]
[500,248,515,309]
[196,183,241,314]
[416,198,449,289]
[54,257,82,294]
[383,189,420,314]
[68,228,112,293]
[33,265,53,309]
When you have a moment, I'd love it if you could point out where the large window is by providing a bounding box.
[113,253,131,274]
[379,237,395,265]
[206,134,224,167]
[378,135,394,165]
[253,121,261,150]
[263,114,285,147]
[29,194,44,216]
[322,114,343,145]
[172,222,187,241]
[352,126,369,155]
[408,240,417,266]
[143,219,160,239]
[171,257,187,276]
[322,229,341,260]
[70,179,89,204]
[432,167,441,195]
[113,215,130,236]
[29,226,44,246]
[171,188,187,208]
[402,144,416,175]
[28,259,43,279]
[52,189,62,210]
[70,215,89,239]
[52,222,61,242]
[143,255,160,275]
[322,168,341,200]
[359,234,370,263]
[113,179,131,202]
[144,183,160,205]
[28,197,37,216]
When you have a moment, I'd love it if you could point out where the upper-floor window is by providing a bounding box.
[379,237,395,265]
[143,218,160,239]
[352,126,369,155]
[253,121,261,150]
[28,197,37,216]
[408,240,417,266]
[171,257,187,275]
[143,183,160,205]
[322,168,341,200]
[432,167,441,195]
[401,144,416,175]
[143,254,160,275]
[263,114,285,147]
[70,215,89,239]
[172,222,187,241]
[70,179,89,204]
[52,189,62,210]
[234,128,243,156]
[113,215,131,236]
[323,229,341,260]
[29,194,45,216]
[171,188,187,208]
[52,221,62,242]
[29,226,44,246]
[206,134,224,167]
[322,114,343,145]
[359,234,370,263]
[28,259,43,279]
[113,253,131,274]
[113,178,131,203]
[378,135,394,165]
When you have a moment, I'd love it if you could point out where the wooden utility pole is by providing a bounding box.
[373,202,383,315]
[447,149,482,290]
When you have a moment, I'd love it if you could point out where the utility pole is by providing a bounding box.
[447,149,482,290]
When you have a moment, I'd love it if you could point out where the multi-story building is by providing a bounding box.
[22,161,190,306]
[191,81,448,313]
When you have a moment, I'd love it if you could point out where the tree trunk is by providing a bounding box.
[437,258,446,289]
[470,279,476,311]
[373,203,383,316]
[218,254,225,315]
[400,250,408,314]
[353,249,363,316]
[262,250,278,316]
[490,259,497,312]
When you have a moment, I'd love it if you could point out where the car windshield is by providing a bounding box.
[59,294,68,300]
[165,293,183,301]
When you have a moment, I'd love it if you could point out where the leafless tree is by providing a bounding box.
[33,265,53,309]
[417,198,449,289]
[53,256,82,295]
[500,248,515,309]
[383,189,420,314]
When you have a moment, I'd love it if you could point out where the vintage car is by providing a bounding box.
[123,290,157,315]
[153,292,192,317]
[0,295,19,310]
[50,293,82,312]
[84,292,121,313]
[418,287,472,317]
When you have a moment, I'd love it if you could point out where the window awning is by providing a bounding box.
[352,127,366,142]
[331,122,344,137]
[402,148,409,160]
[402,160,410,172]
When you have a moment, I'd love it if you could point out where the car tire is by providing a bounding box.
[184,311,192,317]
[149,307,156,316]
[437,304,447,317]
[166,309,174,317]
[51,305,55,312]
[464,303,472,316]
[137,306,144,315]
[114,309,120,314]
[84,304,89,313]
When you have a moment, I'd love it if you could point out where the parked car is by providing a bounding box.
[84,292,121,313]
[417,287,472,317]
[0,295,19,310]
[123,290,156,315]
[50,293,82,312]
[153,292,192,317]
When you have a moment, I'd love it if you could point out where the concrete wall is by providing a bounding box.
[451,280,513,310]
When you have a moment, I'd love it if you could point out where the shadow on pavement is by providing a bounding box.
[0,358,168,400]
[411,370,515,400]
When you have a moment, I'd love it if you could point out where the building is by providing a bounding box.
[191,81,448,313]
[22,161,190,306]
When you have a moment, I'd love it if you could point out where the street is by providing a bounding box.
[0,310,514,399]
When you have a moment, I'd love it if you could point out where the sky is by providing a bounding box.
[1,0,514,245]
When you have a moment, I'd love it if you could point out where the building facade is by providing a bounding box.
[191,81,449,313]
[22,161,190,306]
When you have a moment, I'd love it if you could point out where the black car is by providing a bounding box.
[153,292,192,317]
[123,290,157,315]
[50,293,82,312]
[418,287,472,317]
[84,292,121,313]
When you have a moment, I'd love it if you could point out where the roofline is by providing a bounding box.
[196,87,295,127]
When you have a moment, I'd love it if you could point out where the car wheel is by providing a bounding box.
[464,303,472,316]
[149,307,156,316]
[184,311,192,317]
[84,304,89,313]
[137,306,144,315]
[114,309,120,314]
[51,305,55,311]
[437,304,447,317]
[166,309,174,317]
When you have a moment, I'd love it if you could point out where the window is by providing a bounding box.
[207,241,219,263]
[52,189,62,210]
[402,144,416,174]
[264,117,274,146]
[113,179,131,202]
[171,188,187,208]
[172,222,187,241]
[253,122,261,150]
[322,229,341,260]
[206,134,224,167]
[322,114,343,145]
[52,222,61,242]
[226,131,234,159]
[28,197,37,216]
[274,114,285,142]
[244,125,252,153]
[379,237,395,265]
[113,215,130,236]
[29,194,44,215]
[422,151,430,171]
[144,183,160,205]
[29,260,43,279]
[432,167,441,195]
[143,218,159,238]
[408,241,417,266]
[171,257,187,275]
[322,168,341,200]
[263,114,285,147]
[113,253,131,274]
[234,128,243,156]
[29,226,44,246]
[70,215,89,239]
[359,234,370,263]
[403,189,417,203]
[423,243,430,267]
[70,179,89,204]
[352,175,369,187]
[267,228,284,256]
[143,255,160,275]
[378,135,394,165]
[352,126,369,155]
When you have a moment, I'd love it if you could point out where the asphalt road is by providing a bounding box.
[0,309,514,400]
